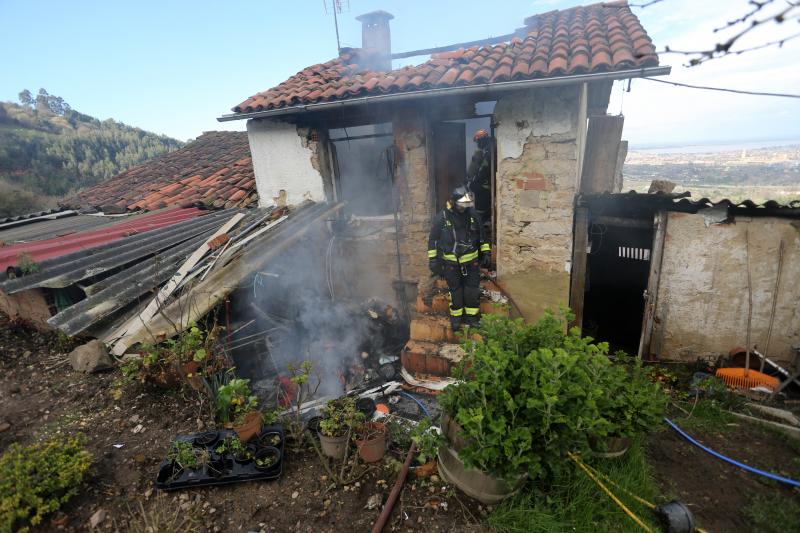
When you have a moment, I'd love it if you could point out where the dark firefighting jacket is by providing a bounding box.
[427,203,490,264]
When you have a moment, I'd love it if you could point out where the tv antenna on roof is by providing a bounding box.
[323,0,350,52]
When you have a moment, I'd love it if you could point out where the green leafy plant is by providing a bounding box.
[440,311,612,482]
[16,252,40,275]
[255,454,276,468]
[0,435,92,532]
[261,409,280,427]
[318,396,364,438]
[216,378,258,424]
[595,358,667,439]
[278,360,321,448]
[215,435,252,460]
[167,441,208,470]
[410,417,444,465]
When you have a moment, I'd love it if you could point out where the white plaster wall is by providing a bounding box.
[653,212,800,365]
[247,119,326,207]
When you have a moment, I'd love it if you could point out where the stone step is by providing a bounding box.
[410,315,457,343]
[401,340,465,378]
[416,293,510,317]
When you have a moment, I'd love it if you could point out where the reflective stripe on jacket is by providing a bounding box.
[427,203,490,264]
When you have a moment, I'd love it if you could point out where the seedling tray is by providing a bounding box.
[155,425,284,491]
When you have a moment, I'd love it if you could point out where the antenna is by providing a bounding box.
[323,0,350,52]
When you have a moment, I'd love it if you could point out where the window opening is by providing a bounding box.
[328,122,394,216]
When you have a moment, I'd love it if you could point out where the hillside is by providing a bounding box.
[0,89,183,217]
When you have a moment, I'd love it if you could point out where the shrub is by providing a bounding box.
[0,436,92,532]
[440,311,611,482]
[596,358,667,439]
[318,396,364,438]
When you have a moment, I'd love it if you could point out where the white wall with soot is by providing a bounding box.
[247,119,326,207]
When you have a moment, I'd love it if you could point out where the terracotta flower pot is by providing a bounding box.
[234,411,263,443]
[356,422,387,463]
[318,431,349,459]
[589,435,631,458]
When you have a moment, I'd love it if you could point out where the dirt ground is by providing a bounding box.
[648,419,800,532]
[2,314,799,532]
[0,315,486,532]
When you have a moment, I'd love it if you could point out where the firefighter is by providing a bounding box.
[428,186,491,331]
[467,129,492,218]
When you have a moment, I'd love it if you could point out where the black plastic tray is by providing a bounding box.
[155,425,284,490]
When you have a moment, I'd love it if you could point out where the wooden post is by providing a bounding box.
[638,210,668,359]
[569,207,589,330]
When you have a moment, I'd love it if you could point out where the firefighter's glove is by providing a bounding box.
[480,253,491,268]
[429,258,442,277]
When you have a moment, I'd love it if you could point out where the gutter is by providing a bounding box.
[217,66,671,122]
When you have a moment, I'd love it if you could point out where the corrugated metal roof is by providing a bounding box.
[0,212,125,244]
[0,207,205,272]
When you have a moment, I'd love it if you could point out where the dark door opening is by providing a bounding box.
[433,122,466,210]
[582,219,654,354]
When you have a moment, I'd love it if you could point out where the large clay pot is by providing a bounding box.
[437,445,525,504]
[589,435,631,458]
[356,422,387,463]
[318,431,349,459]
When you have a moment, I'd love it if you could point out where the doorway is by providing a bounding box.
[582,217,654,354]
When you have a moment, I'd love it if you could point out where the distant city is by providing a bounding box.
[623,141,800,203]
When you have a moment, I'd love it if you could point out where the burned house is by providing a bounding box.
[216,3,674,377]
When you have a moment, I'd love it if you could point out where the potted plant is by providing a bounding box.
[438,312,611,503]
[254,447,280,471]
[318,397,364,459]
[217,378,261,440]
[215,435,254,463]
[355,422,387,463]
[163,440,209,482]
[591,358,667,457]
[409,417,443,468]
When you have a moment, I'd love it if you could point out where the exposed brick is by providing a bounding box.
[410,315,457,343]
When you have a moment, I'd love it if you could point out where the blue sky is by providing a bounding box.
[1,0,798,147]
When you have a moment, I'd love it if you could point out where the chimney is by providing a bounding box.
[355,10,394,71]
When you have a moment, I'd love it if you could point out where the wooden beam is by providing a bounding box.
[580,115,625,194]
[613,140,628,193]
[638,210,667,359]
[587,80,614,115]
[593,215,651,229]
[569,207,589,330]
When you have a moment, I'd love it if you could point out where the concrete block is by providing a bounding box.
[410,315,457,343]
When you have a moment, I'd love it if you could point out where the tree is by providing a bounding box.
[18,89,33,107]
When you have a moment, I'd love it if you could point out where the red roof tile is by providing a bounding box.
[231,1,659,114]
[63,132,257,212]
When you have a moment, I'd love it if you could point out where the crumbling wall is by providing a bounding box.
[247,119,326,207]
[392,106,433,295]
[653,212,800,366]
[0,288,52,330]
[493,87,581,321]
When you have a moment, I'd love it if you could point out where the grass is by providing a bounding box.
[745,493,800,533]
[671,398,737,432]
[487,439,661,533]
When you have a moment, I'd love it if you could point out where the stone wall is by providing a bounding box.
[652,212,800,366]
[493,86,581,321]
[392,105,433,294]
[247,119,327,207]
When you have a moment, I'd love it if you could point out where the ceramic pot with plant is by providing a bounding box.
[318,397,364,459]
[438,312,614,501]
[216,378,259,428]
[234,411,263,443]
[355,422,387,463]
[257,431,282,449]
[591,358,667,458]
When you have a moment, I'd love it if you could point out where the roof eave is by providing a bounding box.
[218,65,671,122]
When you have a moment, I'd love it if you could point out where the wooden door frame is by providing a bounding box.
[637,210,668,359]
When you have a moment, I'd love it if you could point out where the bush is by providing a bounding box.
[441,311,611,482]
[0,436,92,532]
[440,311,666,483]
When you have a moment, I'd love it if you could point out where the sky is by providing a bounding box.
[1,0,799,147]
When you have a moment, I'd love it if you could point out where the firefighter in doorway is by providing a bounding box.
[467,129,492,218]
[428,186,491,331]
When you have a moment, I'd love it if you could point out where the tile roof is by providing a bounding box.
[63,131,257,212]
[231,1,658,114]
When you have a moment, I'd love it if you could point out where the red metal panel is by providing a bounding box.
[0,207,205,271]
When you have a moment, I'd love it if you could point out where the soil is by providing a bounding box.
[0,315,487,533]
[648,418,800,532]
[2,313,799,532]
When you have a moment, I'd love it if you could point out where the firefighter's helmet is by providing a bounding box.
[451,185,474,208]
[473,129,489,142]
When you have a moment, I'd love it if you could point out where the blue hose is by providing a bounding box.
[399,391,431,418]
[664,417,800,488]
